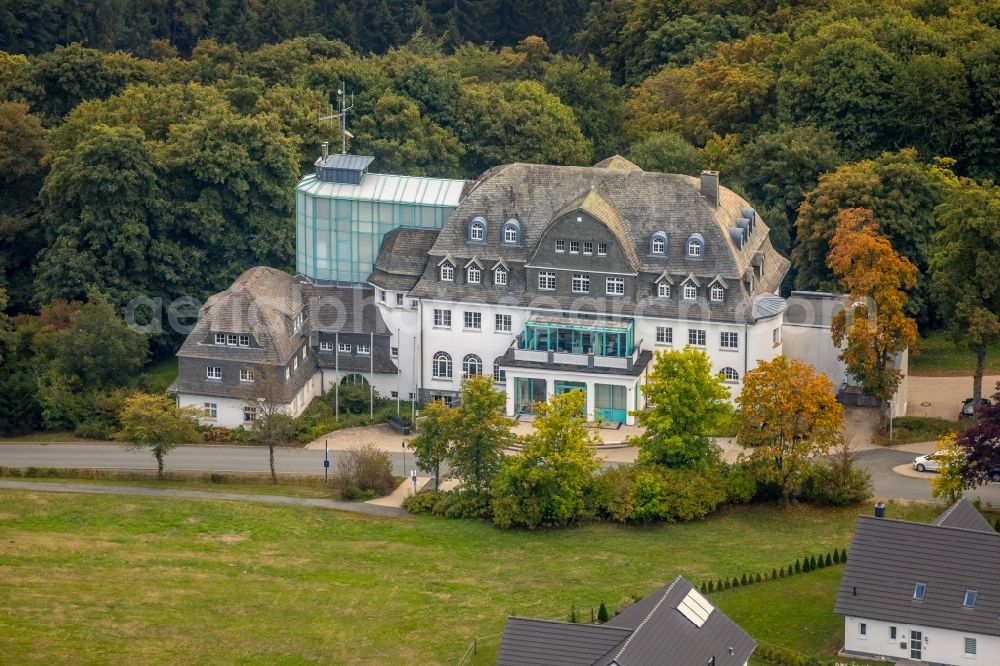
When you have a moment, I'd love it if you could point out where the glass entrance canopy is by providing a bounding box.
[522,314,635,358]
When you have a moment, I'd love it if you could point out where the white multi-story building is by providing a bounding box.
[173,151,803,428]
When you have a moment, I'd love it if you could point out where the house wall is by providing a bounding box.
[374,291,422,400]
[842,616,1000,665]
[781,323,847,389]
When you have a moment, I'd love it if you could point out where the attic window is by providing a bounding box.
[494,268,507,286]
[502,219,520,245]
[469,217,486,242]
[467,266,481,284]
[964,589,977,608]
[914,583,926,600]
[440,263,454,282]
[711,284,724,302]
[658,282,670,298]
[683,283,697,300]
[649,231,667,256]
[686,234,704,258]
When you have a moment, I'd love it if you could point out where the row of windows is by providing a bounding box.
[214,333,250,347]
[441,263,509,286]
[555,240,608,256]
[467,217,521,245]
[657,282,726,302]
[432,352,506,382]
[646,232,704,258]
[206,366,257,382]
[433,309,513,332]
[538,272,626,295]
[858,623,976,657]
[377,289,408,307]
[912,582,978,609]
[318,341,370,354]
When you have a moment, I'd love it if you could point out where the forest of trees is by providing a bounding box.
[2,0,1000,433]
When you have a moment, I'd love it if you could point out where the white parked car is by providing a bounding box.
[913,452,946,473]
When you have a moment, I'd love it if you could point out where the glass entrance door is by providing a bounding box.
[595,384,627,423]
[910,631,922,660]
[515,378,546,415]
[554,381,587,415]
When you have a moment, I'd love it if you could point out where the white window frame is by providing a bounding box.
[240,368,255,383]
[238,334,250,347]
[320,341,333,351]
[338,342,351,353]
[206,366,222,380]
[396,292,404,306]
[721,367,739,383]
[462,354,483,378]
[215,333,225,345]
[440,263,454,281]
[503,225,517,244]
[493,359,506,384]
[538,271,556,291]
[651,236,666,254]
[597,242,607,256]
[859,623,867,639]
[964,589,978,608]
[391,346,399,358]
[555,240,565,253]
[569,240,580,254]
[203,403,217,419]
[432,352,452,379]
[378,289,386,302]
[658,282,670,298]
[687,239,703,257]
[470,221,485,241]
[467,266,481,284]
[227,333,238,346]
[689,329,706,347]
[433,309,452,328]
[965,637,977,656]
[495,314,512,333]
[572,273,590,294]
[357,343,370,355]
[583,241,593,255]
[464,311,482,330]
[683,283,697,300]
[721,331,739,350]
[914,582,926,600]
[655,326,672,345]
[606,276,625,296]
[711,284,724,302]
[494,268,507,285]
[243,405,256,422]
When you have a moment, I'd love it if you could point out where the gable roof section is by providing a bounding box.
[541,189,640,271]
[593,155,643,172]
[835,511,1000,637]
[934,498,995,532]
[498,577,755,666]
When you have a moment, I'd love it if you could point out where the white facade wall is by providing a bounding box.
[318,369,400,402]
[782,323,848,389]
[372,287,422,401]
[178,371,319,430]
[843,617,1000,665]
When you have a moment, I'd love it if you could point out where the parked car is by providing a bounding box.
[913,452,946,473]
[960,397,992,419]
[991,468,1000,483]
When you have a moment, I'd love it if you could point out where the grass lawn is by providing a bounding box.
[0,493,941,665]
[0,474,346,499]
[910,330,1000,375]
[876,415,963,446]
[0,430,100,443]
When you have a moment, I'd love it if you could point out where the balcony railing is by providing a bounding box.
[508,333,644,371]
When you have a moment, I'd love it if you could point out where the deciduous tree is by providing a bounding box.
[631,347,730,468]
[828,208,917,427]
[737,356,844,504]
[409,398,455,491]
[957,383,1000,487]
[491,389,600,528]
[117,393,202,478]
[447,375,513,499]
[930,179,1000,416]
[244,367,298,483]
[931,432,966,504]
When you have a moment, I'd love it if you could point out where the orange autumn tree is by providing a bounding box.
[737,356,844,504]
[828,208,918,428]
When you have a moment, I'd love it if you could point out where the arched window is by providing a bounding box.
[463,354,483,378]
[468,217,486,242]
[432,352,452,379]
[493,358,506,384]
[502,219,520,245]
[683,282,697,300]
[440,262,454,282]
[340,373,369,385]
[657,282,670,298]
[649,231,667,255]
[710,284,724,302]
[494,268,507,286]
[467,266,481,284]
[721,367,739,383]
[686,234,704,258]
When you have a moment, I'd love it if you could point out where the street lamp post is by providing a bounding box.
[402,440,407,478]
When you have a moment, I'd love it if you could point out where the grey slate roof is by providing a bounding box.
[835,508,1000,637]
[497,577,756,666]
[367,227,439,291]
[784,291,846,327]
[934,497,995,532]
[410,162,789,324]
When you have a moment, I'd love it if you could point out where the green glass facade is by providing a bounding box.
[295,172,465,285]
[522,318,635,358]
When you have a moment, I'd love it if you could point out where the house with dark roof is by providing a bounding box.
[173,142,870,428]
[835,499,1000,663]
[497,576,756,666]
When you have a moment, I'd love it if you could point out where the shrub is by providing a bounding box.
[209,473,226,484]
[741,573,748,585]
[779,568,785,578]
[707,580,714,593]
[810,555,817,570]
[842,549,848,563]
[732,576,739,588]
[772,568,778,580]
[755,572,762,583]
[403,490,441,514]
[597,602,609,623]
[569,605,578,623]
[799,460,873,506]
[722,463,756,504]
[803,557,811,573]
[717,578,724,591]
[700,582,707,594]
[334,442,395,498]
[794,559,801,574]
[995,518,1000,532]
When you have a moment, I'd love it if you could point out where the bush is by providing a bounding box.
[334,442,396,498]
[335,382,384,415]
[597,602,609,623]
[403,490,441,514]
[591,465,727,524]
[722,463,756,504]
[799,460,872,506]
[825,552,833,567]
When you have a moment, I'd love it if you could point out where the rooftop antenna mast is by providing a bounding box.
[336,82,354,154]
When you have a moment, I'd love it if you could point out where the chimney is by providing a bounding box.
[700,170,719,207]
[874,502,885,518]
[321,141,329,161]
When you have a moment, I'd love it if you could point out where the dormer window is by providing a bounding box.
[440,262,454,281]
[658,282,670,298]
[964,589,977,608]
[686,234,704,258]
[914,583,926,600]
[468,217,486,242]
[215,333,225,345]
[502,219,520,245]
[683,283,697,300]
[711,284,724,302]
[467,266,481,284]
[494,268,507,285]
[649,231,667,256]
[239,335,250,347]
[227,334,238,346]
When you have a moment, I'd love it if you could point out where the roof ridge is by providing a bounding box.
[859,513,1000,537]
[611,576,683,661]
[505,616,633,632]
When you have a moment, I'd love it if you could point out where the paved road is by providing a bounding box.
[4,443,1000,504]
[0,480,405,516]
